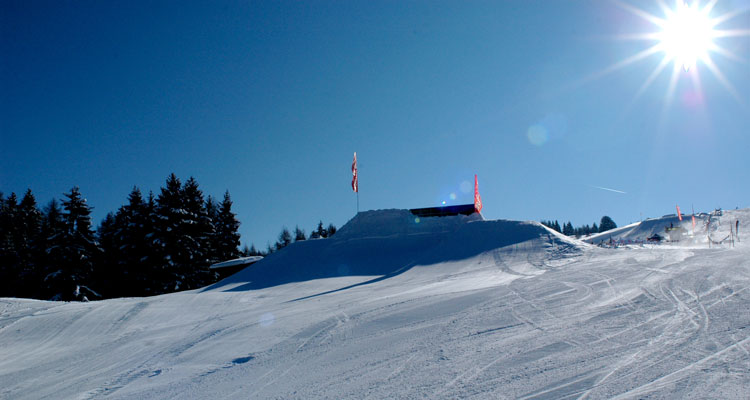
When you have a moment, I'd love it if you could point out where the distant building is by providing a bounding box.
[410,175,483,218]
[409,204,477,218]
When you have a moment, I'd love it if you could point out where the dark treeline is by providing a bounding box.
[541,216,617,237]
[0,174,240,300]
[0,174,338,302]
[247,221,338,256]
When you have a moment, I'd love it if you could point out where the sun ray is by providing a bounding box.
[708,43,746,63]
[614,32,662,41]
[689,66,704,105]
[663,62,682,109]
[701,54,743,103]
[703,0,720,16]
[634,56,673,102]
[712,29,750,38]
[596,44,663,77]
[613,0,665,27]
[567,44,663,90]
[709,7,750,27]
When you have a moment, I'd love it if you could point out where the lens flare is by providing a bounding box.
[527,125,548,146]
[259,312,275,327]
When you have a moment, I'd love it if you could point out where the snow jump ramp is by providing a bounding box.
[207,209,586,293]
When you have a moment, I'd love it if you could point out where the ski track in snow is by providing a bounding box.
[1,209,749,399]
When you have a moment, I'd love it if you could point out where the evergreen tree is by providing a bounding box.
[563,221,574,236]
[0,193,19,296]
[326,223,337,237]
[599,216,617,232]
[139,191,161,295]
[215,191,241,261]
[294,225,306,242]
[153,174,216,292]
[205,195,219,263]
[310,221,327,239]
[37,199,65,298]
[154,173,185,293]
[95,212,119,296]
[592,222,599,234]
[18,190,43,285]
[48,187,101,301]
[276,227,292,250]
[181,177,216,288]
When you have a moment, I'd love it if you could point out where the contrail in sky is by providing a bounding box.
[589,185,627,194]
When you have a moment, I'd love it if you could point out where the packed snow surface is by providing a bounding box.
[1,208,749,399]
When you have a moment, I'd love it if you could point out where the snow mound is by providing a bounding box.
[208,209,586,292]
[586,208,750,246]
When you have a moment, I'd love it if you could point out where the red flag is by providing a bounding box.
[474,175,482,213]
[351,152,358,193]
[676,205,682,221]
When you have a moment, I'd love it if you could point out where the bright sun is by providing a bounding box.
[591,0,750,106]
[657,2,716,71]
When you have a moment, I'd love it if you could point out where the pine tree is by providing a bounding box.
[294,225,306,242]
[276,227,292,250]
[140,191,160,295]
[599,216,617,232]
[0,193,19,296]
[181,177,216,288]
[215,191,241,261]
[310,221,327,239]
[18,190,42,285]
[95,211,119,296]
[49,187,101,301]
[154,173,185,293]
[326,223,337,237]
[205,195,219,263]
[563,221,574,236]
[37,199,65,297]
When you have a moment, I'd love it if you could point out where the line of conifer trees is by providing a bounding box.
[248,221,338,256]
[0,174,242,301]
[541,216,617,237]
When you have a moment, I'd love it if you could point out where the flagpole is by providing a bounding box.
[357,156,360,214]
[352,151,359,215]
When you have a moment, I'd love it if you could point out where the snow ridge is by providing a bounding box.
[209,209,586,292]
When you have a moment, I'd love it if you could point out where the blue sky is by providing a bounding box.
[2,0,749,249]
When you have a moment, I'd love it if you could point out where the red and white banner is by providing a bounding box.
[351,152,358,193]
[474,175,482,213]
[676,205,682,221]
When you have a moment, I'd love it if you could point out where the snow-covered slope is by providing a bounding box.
[209,209,583,293]
[587,208,750,246]
[1,209,749,399]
